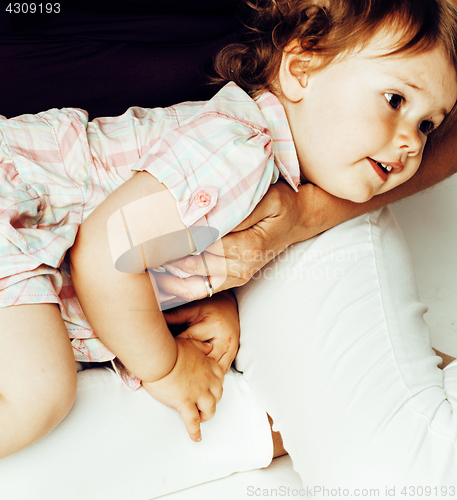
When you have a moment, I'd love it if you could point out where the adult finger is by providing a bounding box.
[154,273,209,302]
[201,330,237,372]
[168,251,230,281]
[155,271,230,301]
[213,341,239,373]
[179,404,202,442]
[158,236,266,293]
[162,301,201,326]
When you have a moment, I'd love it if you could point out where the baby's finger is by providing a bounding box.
[192,339,213,356]
[196,392,218,423]
[211,358,225,383]
[179,404,202,442]
[206,342,225,364]
[188,338,214,356]
[210,378,224,404]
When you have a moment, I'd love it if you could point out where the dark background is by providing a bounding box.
[0,0,242,117]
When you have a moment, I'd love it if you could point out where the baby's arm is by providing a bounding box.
[70,171,223,441]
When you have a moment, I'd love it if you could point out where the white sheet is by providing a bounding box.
[0,368,273,500]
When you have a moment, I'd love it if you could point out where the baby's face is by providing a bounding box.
[283,35,457,202]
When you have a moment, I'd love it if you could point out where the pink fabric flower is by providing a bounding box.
[195,191,211,207]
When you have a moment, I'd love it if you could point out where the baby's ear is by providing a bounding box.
[278,40,313,102]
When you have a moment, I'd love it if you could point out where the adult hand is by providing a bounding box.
[154,181,319,300]
[154,127,457,304]
[163,291,240,373]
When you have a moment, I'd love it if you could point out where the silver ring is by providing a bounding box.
[203,275,213,298]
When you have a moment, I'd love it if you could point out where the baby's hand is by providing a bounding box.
[142,337,224,442]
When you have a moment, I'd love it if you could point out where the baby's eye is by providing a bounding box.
[385,93,404,109]
[419,120,435,135]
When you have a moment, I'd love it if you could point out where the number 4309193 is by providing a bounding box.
[6,3,60,14]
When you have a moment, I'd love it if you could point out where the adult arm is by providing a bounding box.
[156,128,457,297]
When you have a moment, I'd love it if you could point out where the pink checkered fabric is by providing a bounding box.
[0,83,300,387]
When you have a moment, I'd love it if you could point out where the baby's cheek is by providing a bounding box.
[388,170,416,193]
[408,157,422,178]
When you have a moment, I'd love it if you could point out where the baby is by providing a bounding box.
[1,0,457,457]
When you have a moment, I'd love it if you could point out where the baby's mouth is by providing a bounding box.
[372,159,392,174]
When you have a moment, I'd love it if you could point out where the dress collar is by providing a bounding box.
[201,82,301,192]
[255,90,300,192]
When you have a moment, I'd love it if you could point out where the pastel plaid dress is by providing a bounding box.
[0,83,300,387]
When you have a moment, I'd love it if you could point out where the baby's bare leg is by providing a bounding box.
[0,303,77,459]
